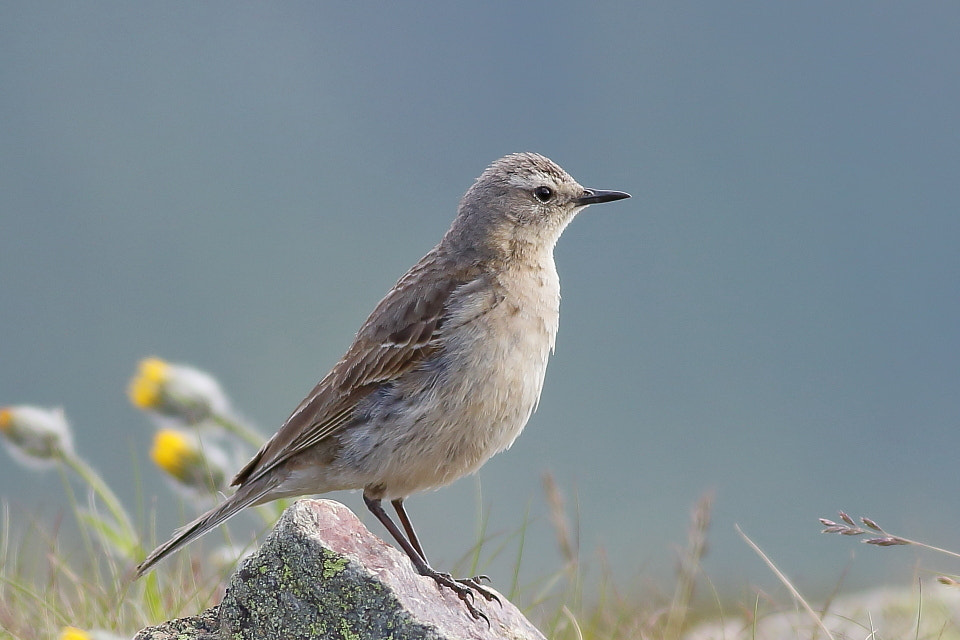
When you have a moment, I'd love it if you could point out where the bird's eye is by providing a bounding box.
[533,186,554,203]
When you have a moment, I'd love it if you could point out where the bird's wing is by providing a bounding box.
[231,251,489,487]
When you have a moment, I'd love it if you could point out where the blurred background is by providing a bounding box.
[2,2,958,600]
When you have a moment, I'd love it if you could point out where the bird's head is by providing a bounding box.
[447,153,630,261]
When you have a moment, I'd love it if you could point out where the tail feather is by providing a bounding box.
[136,479,277,577]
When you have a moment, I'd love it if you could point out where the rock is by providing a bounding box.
[134,499,546,640]
[132,607,219,640]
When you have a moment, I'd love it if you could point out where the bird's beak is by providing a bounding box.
[574,189,631,206]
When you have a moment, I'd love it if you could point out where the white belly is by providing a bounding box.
[343,261,561,498]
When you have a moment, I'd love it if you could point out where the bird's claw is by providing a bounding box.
[456,576,501,606]
[433,573,486,622]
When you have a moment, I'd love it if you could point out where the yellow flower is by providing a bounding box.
[59,627,91,640]
[128,357,230,425]
[58,627,126,640]
[128,357,169,409]
[0,405,74,468]
[150,428,227,493]
[150,428,200,478]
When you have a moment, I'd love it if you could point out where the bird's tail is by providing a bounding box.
[135,478,278,577]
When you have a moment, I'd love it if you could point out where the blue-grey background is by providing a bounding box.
[2,2,958,599]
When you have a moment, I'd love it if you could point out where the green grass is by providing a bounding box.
[3,474,960,640]
[2,363,959,640]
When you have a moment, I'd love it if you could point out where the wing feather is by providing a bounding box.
[231,249,479,487]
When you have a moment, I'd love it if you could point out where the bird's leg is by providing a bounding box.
[363,495,497,622]
[391,498,498,599]
[391,498,428,563]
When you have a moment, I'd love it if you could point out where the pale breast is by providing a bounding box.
[338,258,562,498]
[422,259,561,473]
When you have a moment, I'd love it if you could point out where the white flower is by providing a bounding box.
[0,405,74,469]
[128,357,231,426]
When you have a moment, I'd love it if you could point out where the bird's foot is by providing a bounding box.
[421,569,499,623]
[455,575,501,605]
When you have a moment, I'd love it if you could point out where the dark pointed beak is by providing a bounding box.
[574,188,631,206]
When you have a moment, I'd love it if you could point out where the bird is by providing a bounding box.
[135,152,630,619]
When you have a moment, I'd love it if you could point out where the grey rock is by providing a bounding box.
[134,499,546,640]
[132,606,219,640]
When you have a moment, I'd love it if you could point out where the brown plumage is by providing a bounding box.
[136,153,629,620]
